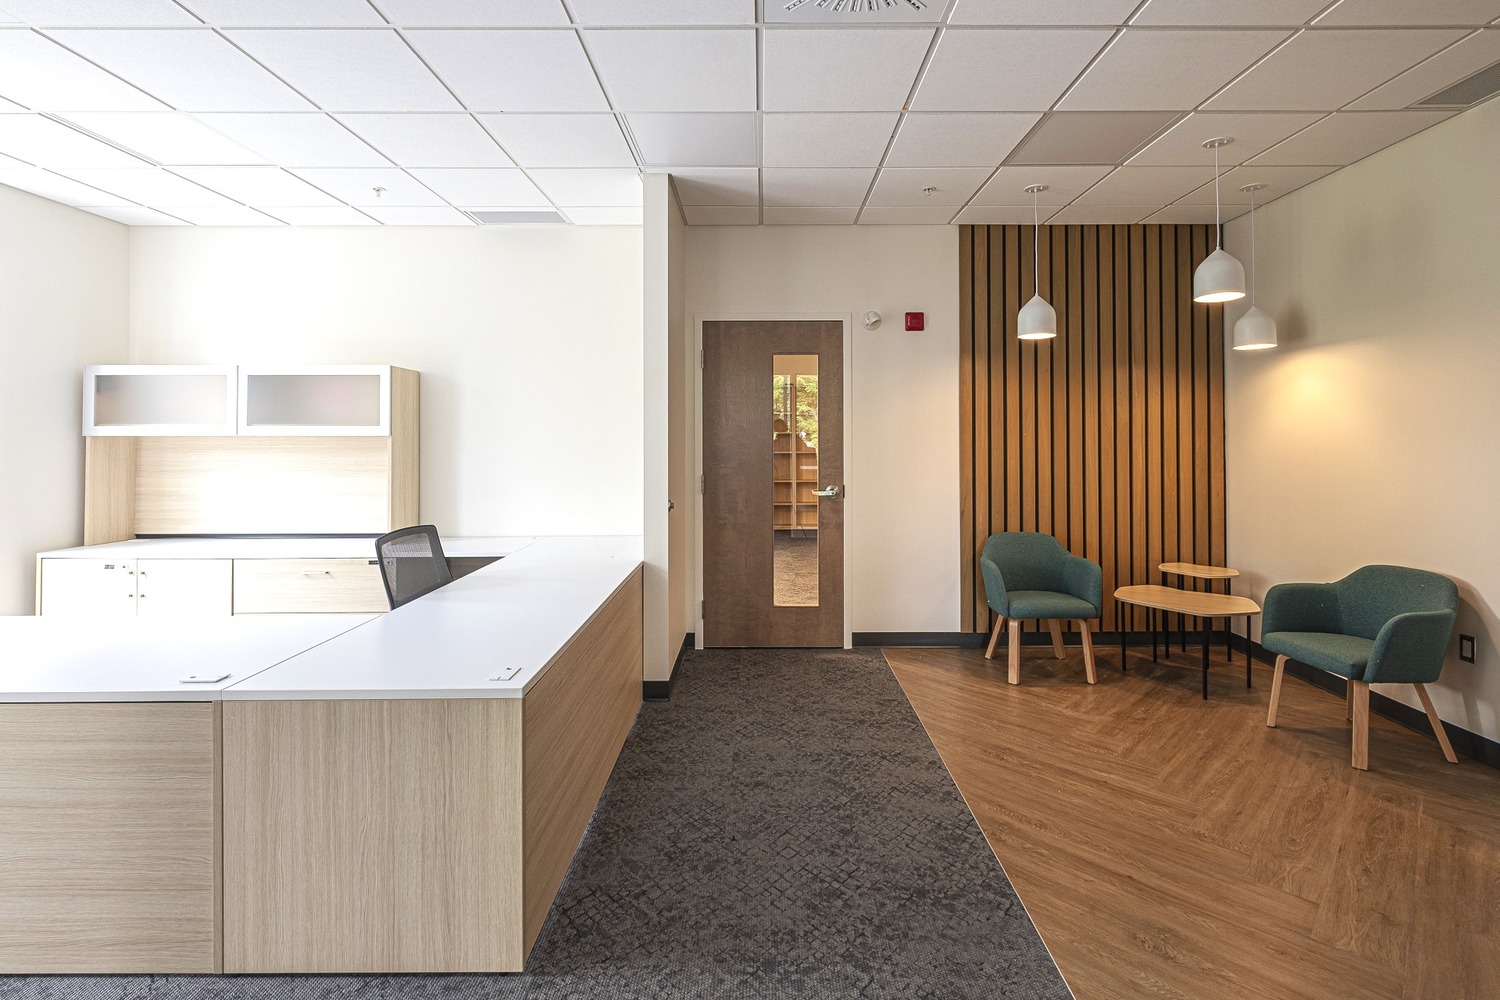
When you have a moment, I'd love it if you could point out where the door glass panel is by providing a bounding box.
[773,354,819,607]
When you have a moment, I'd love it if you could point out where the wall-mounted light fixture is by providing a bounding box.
[862,311,882,330]
[1018,183,1057,341]
[1232,182,1277,351]
[1192,138,1246,304]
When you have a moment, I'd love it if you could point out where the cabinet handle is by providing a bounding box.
[302,570,331,576]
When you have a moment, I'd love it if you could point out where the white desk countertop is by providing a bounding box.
[37,536,538,560]
[223,535,643,701]
[0,614,378,702]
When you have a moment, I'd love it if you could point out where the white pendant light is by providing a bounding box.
[1233,182,1278,351]
[1018,183,1057,341]
[1192,137,1246,304]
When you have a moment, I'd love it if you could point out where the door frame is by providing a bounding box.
[693,312,855,650]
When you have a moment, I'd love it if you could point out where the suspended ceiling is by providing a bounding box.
[0,0,1496,227]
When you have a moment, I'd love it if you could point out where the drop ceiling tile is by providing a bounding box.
[567,0,755,24]
[1130,0,1330,26]
[763,113,897,168]
[1314,1,1500,26]
[477,114,633,167]
[173,204,286,224]
[172,166,344,205]
[58,112,267,165]
[0,166,135,205]
[1072,165,1215,204]
[669,167,759,205]
[0,30,165,111]
[859,205,960,224]
[584,30,756,112]
[289,167,446,205]
[627,113,757,167]
[1129,111,1325,165]
[193,113,388,167]
[80,205,189,225]
[360,205,473,224]
[868,166,992,206]
[1046,204,1154,223]
[1008,111,1179,164]
[682,204,758,225]
[259,205,379,224]
[180,0,385,26]
[1204,29,1468,110]
[371,0,571,26]
[1249,110,1456,163]
[1060,29,1290,110]
[336,114,512,167]
[764,206,860,225]
[886,113,1040,167]
[1175,163,1340,202]
[1347,28,1500,109]
[48,30,317,113]
[563,206,644,225]
[0,97,26,112]
[954,204,1063,224]
[971,164,1113,204]
[1142,203,1250,223]
[527,168,642,206]
[404,30,608,112]
[0,151,26,167]
[950,0,1141,24]
[227,29,460,112]
[763,28,935,112]
[0,114,154,167]
[911,28,1113,111]
[0,1,197,26]
[406,167,550,206]
[762,168,875,207]
[65,166,242,205]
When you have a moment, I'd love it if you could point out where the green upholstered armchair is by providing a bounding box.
[980,532,1103,686]
[1262,564,1459,770]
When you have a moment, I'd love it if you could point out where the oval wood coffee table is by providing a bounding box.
[1115,584,1261,699]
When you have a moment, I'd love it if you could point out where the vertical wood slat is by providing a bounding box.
[958,224,1225,635]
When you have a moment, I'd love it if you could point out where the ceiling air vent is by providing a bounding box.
[1414,59,1500,108]
[466,210,567,225]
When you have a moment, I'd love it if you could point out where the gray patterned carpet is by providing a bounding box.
[2,648,1070,1000]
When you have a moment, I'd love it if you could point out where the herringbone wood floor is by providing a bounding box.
[884,642,1500,1000]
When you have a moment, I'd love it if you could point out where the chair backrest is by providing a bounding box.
[1335,565,1458,639]
[375,524,453,609]
[982,532,1070,591]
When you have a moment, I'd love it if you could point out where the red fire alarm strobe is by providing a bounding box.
[905,312,925,331]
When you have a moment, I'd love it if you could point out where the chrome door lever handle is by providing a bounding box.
[812,485,842,498]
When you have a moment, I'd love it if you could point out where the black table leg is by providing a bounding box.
[1225,579,1234,662]
[1151,608,1158,662]
[1201,616,1210,700]
[1246,614,1253,687]
[1120,606,1128,673]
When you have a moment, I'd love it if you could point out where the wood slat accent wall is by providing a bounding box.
[960,224,1226,634]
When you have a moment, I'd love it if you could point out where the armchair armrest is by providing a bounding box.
[1262,582,1340,634]
[1364,609,1457,684]
[1060,555,1103,616]
[980,555,1009,616]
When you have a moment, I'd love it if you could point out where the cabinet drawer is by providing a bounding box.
[233,559,388,614]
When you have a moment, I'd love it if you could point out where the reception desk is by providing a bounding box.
[0,535,643,975]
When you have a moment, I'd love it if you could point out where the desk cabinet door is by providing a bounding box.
[233,559,388,614]
[136,559,233,618]
[38,559,136,617]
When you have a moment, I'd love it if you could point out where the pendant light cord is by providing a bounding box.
[1249,186,1257,304]
[1032,189,1040,297]
[1213,142,1222,250]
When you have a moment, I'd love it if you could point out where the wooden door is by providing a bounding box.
[703,320,843,647]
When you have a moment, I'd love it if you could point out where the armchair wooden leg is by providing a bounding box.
[1351,680,1370,770]
[1047,619,1066,659]
[985,616,1005,660]
[1077,619,1097,684]
[1008,619,1023,685]
[1267,654,1288,727]
[1414,684,1459,764]
[1346,679,1354,722]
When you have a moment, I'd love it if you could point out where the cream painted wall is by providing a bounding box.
[1223,97,1500,741]
[0,186,129,614]
[685,225,960,634]
[128,226,644,538]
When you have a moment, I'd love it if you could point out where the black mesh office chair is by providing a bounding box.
[375,525,454,609]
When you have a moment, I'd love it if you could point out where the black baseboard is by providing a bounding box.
[854,630,1179,648]
[1230,635,1500,770]
[643,632,693,701]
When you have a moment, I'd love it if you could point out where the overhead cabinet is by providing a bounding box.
[85,366,238,437]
